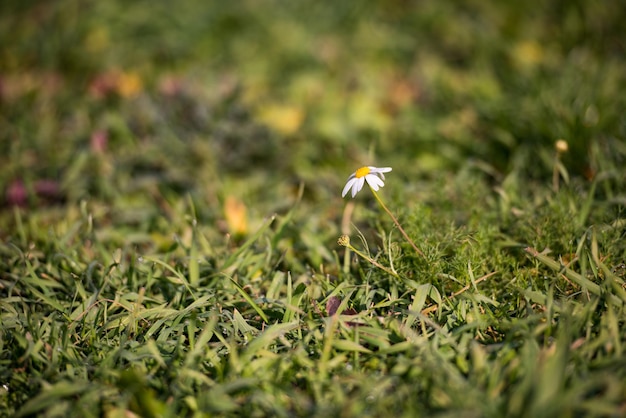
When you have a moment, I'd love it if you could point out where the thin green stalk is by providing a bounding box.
[338,235,402,279]
[370,187,425,258]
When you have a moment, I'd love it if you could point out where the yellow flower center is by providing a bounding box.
[355,166,370,178]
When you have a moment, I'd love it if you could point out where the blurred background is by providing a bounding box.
[1,0,624,232]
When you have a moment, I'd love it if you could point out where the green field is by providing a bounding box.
[1,1,625,417]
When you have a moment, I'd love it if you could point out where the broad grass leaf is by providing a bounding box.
[332,339,372,353]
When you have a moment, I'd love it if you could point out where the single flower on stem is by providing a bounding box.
[341,166,424,258]
[342,166,392,198]
[552,139,569,192]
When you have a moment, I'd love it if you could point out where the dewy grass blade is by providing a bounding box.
[186,195,200,288]
[270,182,304,248]
[524,247,622,305]
[241,321,300,362]
[283,271,294,323]
[185,313,218,366]
[142,256,196,300]
[220,214,276,272]
[15,380,91,417]
[233,308,258,335]
[318,316,338,381]
[332,339,372,354]
[229,278,269,323]
[405,284,432,328]
[189,229,200,287]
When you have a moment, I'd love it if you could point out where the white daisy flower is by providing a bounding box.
[341,166,392,198]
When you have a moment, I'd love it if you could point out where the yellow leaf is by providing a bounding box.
[513,40,544,68]
[224,195,248,236]
[116,71,142,98]
[258,104,304,135]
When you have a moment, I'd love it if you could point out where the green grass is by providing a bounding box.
[1,1,626,417]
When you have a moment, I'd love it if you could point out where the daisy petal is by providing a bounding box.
[342,178,356,197]
[341,165,393,198]
[366,174,384,190]
[352,177,365,197]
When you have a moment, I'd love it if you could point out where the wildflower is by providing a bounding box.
[339,164,425,258]
[341,166,392,198]
[555,139,568,154]
[337,234,402,279]
[337,235,350,247]
[553,139,570,192]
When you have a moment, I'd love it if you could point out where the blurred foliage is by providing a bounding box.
[1,0,625,193]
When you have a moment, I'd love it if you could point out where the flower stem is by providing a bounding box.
[370,187,425,258]
[338,235,402,279]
